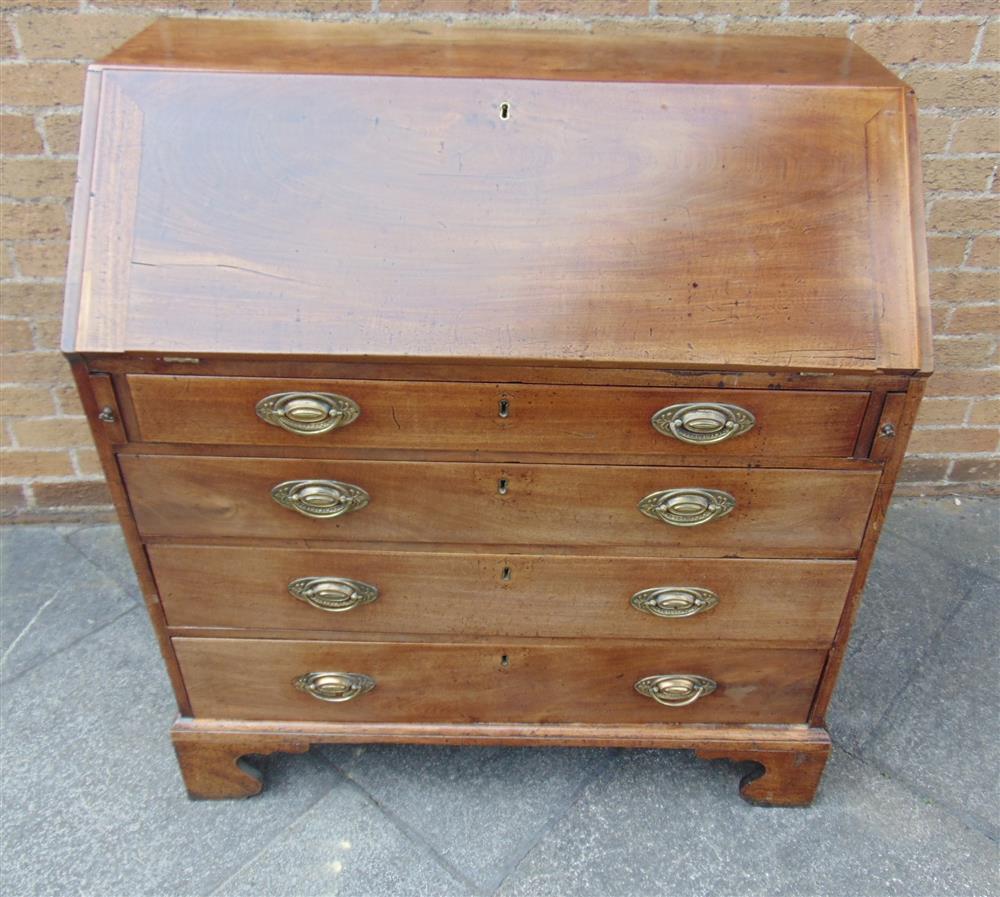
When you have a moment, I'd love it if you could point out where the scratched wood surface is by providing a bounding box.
[120,455,880,557]
[150,544,854,643]
[103,20,905,87]
[64,39,926,373]
[125,375,869,457]
[173,636,827,725]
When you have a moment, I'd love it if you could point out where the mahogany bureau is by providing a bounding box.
[62,20,931,806]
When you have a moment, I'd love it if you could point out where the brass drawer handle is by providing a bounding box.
[638,487,735,527]
[288,576,379,612]
[651,402,755,444]
[635,674,717,707]
[293,671,375,703]
[631,586,719,618]
[256,392,360,435]
[271,479,370,518]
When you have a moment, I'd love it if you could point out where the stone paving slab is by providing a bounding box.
[212,773,472,897]
[65,524,140,594]
[882,495,999,579]
[826,530,984,753]
[495,748,999,897]
[863,568,1000,839]
[0,526,138,682]
[0,610,338,897]
[317,742,615,893]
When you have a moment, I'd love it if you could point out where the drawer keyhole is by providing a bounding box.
[499,102,511,120]
[500,654,510,669]
[501,565,512,581]
[498,477,509,495]
[498,398,510,418]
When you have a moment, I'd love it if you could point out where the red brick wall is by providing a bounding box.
[1,0,998,521]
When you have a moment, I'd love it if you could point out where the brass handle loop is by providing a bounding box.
[651,402,755,445]
[256,392,360,435]
[271,479,370,519]
[293,671,375,703]
[638,488,735,527]
[635,674,717,707]
[630,586,719,618]
[288,577,379,612]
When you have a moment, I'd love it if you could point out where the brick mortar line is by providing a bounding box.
[1,153,81,161]
[3,475,106,485]
[3,9,998,25]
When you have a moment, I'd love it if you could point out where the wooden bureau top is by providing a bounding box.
[63,20,931,374]
[102,19,903,88]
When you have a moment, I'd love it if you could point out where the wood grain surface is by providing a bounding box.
[169,716,831,805]
[103,20,905,87]
[150,544,854,643]
[126,375,869,458]
[64,66,924,373]
[173,636,827,725]
[120,455,880,557]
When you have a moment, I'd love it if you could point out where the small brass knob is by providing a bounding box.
[638,488,736,527]
[630,586,719,618]
[271,479,370,518]
[635,674,717,707]
[651,402,755,445]
[293,671,375,702]
[288,577,379,612]
[256,392,360,435]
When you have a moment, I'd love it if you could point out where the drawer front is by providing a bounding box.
[122,456,879,557]
[152,545,853,644]
[173,637,827,725]
[126,375,869,458]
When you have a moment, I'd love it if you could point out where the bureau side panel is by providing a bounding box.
[65,360,192,714]
[810,378,927,723]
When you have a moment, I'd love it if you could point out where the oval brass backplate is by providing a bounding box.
[271,479,370,518]
[288,576,379,612]
[630,586,719,619]
[638,488,735,527]
[634,674,717,707]
[651,402,755,445]
[256,392,361,435]
[293,671,375,702]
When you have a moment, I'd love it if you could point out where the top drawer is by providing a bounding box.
[125,376,868,458]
